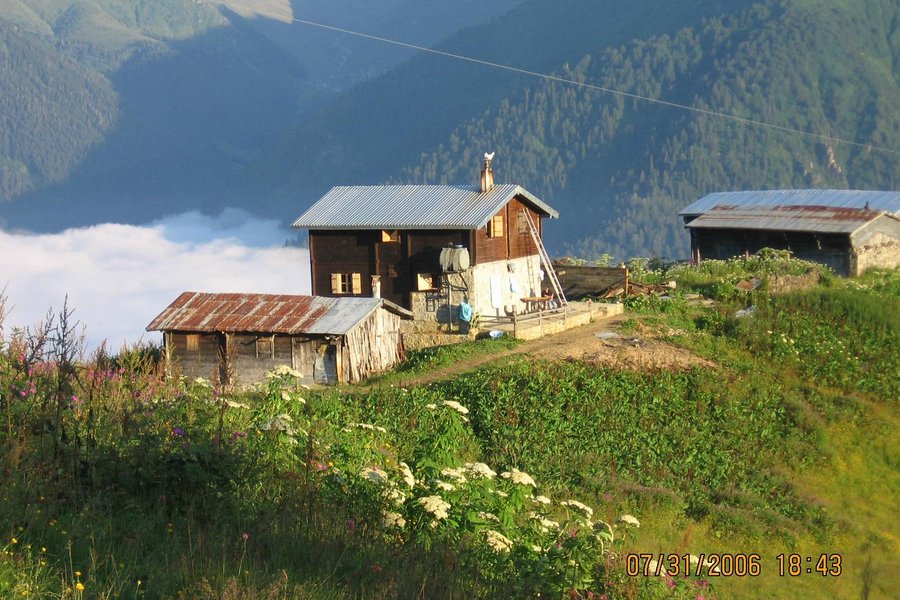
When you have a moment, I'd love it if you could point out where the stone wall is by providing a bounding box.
[853,231,900,275]
[409,255,545,324]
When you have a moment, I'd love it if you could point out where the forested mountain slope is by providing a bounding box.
[0,0,524,226]
[251,0,900,259]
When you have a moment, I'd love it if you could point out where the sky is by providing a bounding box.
[0,209,310,353]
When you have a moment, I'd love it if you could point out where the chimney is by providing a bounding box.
[480,151,495,193]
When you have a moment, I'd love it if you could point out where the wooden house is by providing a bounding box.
[146,292,412,386]
[291,156,560,323]
[680,190,900,276]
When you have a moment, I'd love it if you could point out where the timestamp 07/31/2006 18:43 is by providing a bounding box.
[625,553,843,578]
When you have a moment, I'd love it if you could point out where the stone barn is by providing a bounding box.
[146,292,412,386]
[680,190,900,276]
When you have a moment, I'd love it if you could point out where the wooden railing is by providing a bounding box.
[478,304,572,338]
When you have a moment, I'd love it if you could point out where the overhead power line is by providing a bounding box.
[217,1,900,156]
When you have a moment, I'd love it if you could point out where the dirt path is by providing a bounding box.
[398,314,715,386]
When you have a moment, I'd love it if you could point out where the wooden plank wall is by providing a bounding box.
[309,230,376,296]
[229,334,294,386]
[168,332,222,382]
[507,198,542,260]
[342,309,404,383]
[474,197,543,264]
[555,265,630,298]
[694,229,851,274]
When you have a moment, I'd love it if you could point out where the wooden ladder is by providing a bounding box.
[521,209,568,309]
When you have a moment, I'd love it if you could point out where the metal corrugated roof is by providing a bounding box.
[680,189,900,217]
[291,184,559,230]
[686,205,892,234]
[146,292,401,336]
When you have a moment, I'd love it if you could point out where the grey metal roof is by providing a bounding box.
[291,184,559,230]
[147,292,410,336]
[686,205,894,235]
[680,189,900,218]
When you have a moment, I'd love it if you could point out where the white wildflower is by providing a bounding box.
[442,400,469,415]
[464,462,497,479]
[529,513,559,532]
[268,365,303,379]
[435,480,455,492]
[560,499,594,518]
[417,495,451,520]
[425,403,437,410]
[440,467,468,484]
[360,466,389,484]
[399,462,416,488]
[383,511,406,529]
[385,487,406,505]
[224,399,250,409]
[619,514,640,528]
[279,389,306,404]
[477,511,500,522]
[530,544,543,553]
[483,529,513,553]
[494,490,508,498]
[530,495,552,505]
[260,413,295,434]
[500,468,536,486]
[193,377,212,389]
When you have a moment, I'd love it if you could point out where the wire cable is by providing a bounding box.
[216,1,900,156]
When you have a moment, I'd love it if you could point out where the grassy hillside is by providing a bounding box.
[1,264,897,598]
[250,0,900,259]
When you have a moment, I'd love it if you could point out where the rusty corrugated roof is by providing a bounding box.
[146,292,404,336]
[291,184,558,230]
[680,189,900,218]
[685,204,893,234]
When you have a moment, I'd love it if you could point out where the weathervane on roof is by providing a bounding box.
[481,151,495,193]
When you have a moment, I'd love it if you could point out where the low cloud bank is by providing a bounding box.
[1,210,310,352]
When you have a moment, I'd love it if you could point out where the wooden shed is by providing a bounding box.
[146,292,412,386]
[681,190,900,276]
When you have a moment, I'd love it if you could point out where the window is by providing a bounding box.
[487,214,504,238]
[381,230,400,243]
[331,272,362,295]
[416,273,440,291]
[186,334,200,351]
[256,336,274,359]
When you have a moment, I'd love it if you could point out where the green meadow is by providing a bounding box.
[1,257,897,599]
